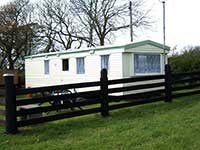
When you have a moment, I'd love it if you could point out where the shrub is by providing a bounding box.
[169,46,200,73]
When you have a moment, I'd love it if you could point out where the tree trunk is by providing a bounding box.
[100,38,105,46]
[88,25,93,47]
[8,55,14,70]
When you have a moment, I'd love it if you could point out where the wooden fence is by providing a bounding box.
[0,64,200,134]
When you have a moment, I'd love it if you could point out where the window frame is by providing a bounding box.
[44,60,50,75]
[76,57,85,74]
[62,59,69,71]
[134,53,161,75]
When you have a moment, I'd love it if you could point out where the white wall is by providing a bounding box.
[25,51,123,89]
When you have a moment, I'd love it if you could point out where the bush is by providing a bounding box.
[169,46,200,73]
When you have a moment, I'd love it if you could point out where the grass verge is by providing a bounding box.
[0,94,200,150]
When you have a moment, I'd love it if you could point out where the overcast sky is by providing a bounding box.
[0,0,200,50]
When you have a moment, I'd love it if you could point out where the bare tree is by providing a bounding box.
[0,0,38,69]
[70,0,153,46]
[36,0,90,52]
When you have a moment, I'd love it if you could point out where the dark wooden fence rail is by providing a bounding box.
[1,64,200,134]
[16,81,101,95]
[107,74,164,85]
[16,90,101,106]
[171,70,200,98]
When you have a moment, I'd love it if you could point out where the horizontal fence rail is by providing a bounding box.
[109,89,165,102]
[1,65,200,134]
[0,99,5,106]
[172,90,200,99]
[172,71,200,77]
[172,83,200,91]
[0,89,5,96]
[16,90,101,106]
[17,107,101,127]
[0,120,5,126]
[171,70,200,99]
[108,82,165,94]
[16,81,101,95]
[108,75,165,85]
[0,109,5,115]
[172,77,200,84]
[16,99,101,116]
[109,96,165,110]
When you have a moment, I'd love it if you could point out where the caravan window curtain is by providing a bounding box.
[101,55,109,71]
[134,54,161,74]
[44,60,50,74]
[76,57,85,74]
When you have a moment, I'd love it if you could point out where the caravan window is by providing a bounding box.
[134,54,160,74]
[76,57,85,74]
[101,55,109,71]
[44,60,50,74]
[62,59,69,71]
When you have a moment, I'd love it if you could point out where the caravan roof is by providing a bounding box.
[25,40,170,59]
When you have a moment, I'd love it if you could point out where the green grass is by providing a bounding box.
[0,95,200,150]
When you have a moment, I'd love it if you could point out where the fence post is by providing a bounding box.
[100,69,109,117]
[4,74,17,134]
[165,64,172,102]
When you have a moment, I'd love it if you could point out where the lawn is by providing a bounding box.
[0,94,200,150]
